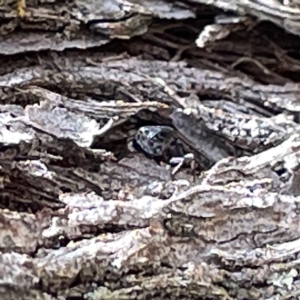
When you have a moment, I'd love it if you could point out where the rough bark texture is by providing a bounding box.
[2,0,300,299]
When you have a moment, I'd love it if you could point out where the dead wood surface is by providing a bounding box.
[2,0,300,299]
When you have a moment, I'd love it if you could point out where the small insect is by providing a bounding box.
[134,125,174,157]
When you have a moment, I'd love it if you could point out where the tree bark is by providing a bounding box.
[1,0,300,299]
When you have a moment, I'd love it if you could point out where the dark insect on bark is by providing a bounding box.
[134,125,174,157]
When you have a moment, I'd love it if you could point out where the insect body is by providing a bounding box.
[134,125,174,157]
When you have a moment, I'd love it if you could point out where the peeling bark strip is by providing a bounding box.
[191,0,300,36]
[2,0,300,299]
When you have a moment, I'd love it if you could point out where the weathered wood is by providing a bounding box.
[1,0,300,299]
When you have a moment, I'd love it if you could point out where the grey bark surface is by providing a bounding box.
[1,0,300,299]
